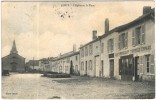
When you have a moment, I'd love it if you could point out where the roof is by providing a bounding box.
[52,51,79,61]
[100,8,155,39]
[79,37,100,49]
[80,8,154,47]
[2,53,25,59]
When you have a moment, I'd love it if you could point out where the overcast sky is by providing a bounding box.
[2,1,154,61]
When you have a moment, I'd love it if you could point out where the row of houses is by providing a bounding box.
[39,6,155,81]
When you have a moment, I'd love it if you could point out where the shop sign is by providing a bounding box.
[115,45,151,57]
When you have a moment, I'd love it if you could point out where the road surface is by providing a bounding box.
[2,73,155,99]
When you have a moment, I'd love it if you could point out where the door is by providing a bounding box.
[101,60,104,77]
[70,61,73,74]
[95,56,100,77]
[85,61,87,75]
[110,59,114,78]
[11,62,17,72]
[135,57,139,81]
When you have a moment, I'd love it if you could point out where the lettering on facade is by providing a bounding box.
[115,45,151,57]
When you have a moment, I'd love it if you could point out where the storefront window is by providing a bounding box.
[120,57,133,75]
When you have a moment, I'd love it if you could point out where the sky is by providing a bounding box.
[2,1,154,62]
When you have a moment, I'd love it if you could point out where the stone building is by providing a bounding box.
[79,30,101,77]
[79,6,155,81]
[42,6,155,81]
[2,40,25,72]
[38,58,51,72]
[112,7,155,81]
[50,45,80,75]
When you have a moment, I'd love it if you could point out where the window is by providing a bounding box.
[101,43,104,53]
[107,39,114,53]
[145,55,150,73]
[75,56,78,61]
[89,60,92,70]
[132,25,145,46]
[118,32,128,49]
[75,65,78,72]
[89,44,93,55]
[85,46,88,56]
[136,27,141,45]
[81,62,84,71]
[81,48,84,58]
[66,58,70,63]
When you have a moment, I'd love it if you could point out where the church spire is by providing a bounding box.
[10,40,18,54]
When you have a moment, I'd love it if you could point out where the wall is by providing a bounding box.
[114,19,155,81]
[2,54,25,72]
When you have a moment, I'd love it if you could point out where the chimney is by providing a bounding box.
[73,44,76,52]
[92,30,97,40]
[143,6,151,15]
[105,18,109,34]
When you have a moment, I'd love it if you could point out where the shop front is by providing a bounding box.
[119,54,134,81]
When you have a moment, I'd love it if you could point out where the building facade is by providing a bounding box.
[79,6,155,81]
[2,40,25,72]
[50,50,80,75]
[39,6,155,81]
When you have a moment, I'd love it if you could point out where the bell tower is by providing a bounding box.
[10,40,18,54]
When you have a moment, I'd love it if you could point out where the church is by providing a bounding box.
[2,40,25,72]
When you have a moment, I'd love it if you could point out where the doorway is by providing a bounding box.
[135,57,139,81]
[95,56,100,77]
[110,59,114,78]
[85,61,87,75]
[101,60,104,77]
[70,61,73,74]
[11,62,17,72]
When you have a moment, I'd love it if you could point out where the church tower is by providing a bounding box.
[10,40,18,54]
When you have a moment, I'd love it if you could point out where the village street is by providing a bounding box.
[2,73,155,99]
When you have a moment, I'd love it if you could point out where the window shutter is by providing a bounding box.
[112,39,114,52]
[142,56,146,74]
[107,40,109,53]
[118,35,121,50]
[138,56,142,75]
[125,32,128,48]
[132,30,135,46]
[141,24,145,44]
[140,56,143,74]
[150,54,155,74]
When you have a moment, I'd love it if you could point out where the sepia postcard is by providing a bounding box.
[1,0,155,99]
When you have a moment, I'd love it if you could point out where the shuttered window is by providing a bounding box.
[119,32,128,49]
[132,30,135,46]
[150,54,155,74]
[118,35,121,50]
[125,32,128,48]
[101,43,104,53]
[141,24,145,44]
[132,24,146,46]
[107,39,114,53]
[146,55,150,73]
[107,40,109,53]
